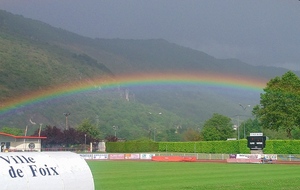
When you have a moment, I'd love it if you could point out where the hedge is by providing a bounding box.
[157,140,249,154]
[105,140,300,154]
[263,140,300,154]
[106,141,158,153]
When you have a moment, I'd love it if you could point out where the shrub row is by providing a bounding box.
[263,140,300,154]
[105,140,300,154]
[106,141,159,153]
[157,140,250,154]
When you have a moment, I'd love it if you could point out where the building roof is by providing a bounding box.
[0,132,47,139]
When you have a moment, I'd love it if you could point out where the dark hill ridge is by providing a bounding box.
[0,9,299,139]
[0,10,294,78]
[62,38,295,79]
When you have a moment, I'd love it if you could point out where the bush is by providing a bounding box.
[105,140,300,154]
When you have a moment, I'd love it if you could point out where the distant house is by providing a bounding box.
[0,132,47,152]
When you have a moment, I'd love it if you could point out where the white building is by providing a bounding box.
[0,132,46,152]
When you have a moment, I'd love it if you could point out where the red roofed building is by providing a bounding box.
[0,132,47,152]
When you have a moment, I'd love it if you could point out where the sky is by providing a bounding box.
[0,0,300,71]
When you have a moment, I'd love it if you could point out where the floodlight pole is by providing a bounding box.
[84,134,87,152]
[63,113,70,130]
[237,115,240,140]
[239,104,250,139]
[148,112,162,141]
[38,123,43,144]
[112,126,118,137]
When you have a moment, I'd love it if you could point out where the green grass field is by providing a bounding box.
[87,161,300,190]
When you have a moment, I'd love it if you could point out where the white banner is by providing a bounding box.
[125,154,140,159]
[236,154,277,160]
[140,153,155,160]
[0,152,94,190]
[93,154,108,160]
[79,154,93,160]
[250,133,263,136]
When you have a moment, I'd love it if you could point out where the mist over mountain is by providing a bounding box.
[0,10,298,140]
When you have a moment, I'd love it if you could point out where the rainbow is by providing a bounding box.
[0,71,268,116]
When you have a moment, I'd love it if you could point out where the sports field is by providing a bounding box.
[87,161,300,190]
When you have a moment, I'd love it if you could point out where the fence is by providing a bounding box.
[154,153,229,160]
[77,152,300,162]
[6,147,300,162]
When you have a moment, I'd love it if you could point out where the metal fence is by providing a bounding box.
[37,149,300,162]
[145,153,300,162]
[276,154,300,161]
[154,153,229,160]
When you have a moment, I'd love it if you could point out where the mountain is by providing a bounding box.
[0,10,298,140]
[0,10,291,77]
[0,11,113,102]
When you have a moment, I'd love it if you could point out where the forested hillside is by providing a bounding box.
[0,10,298,140]
[0,11,113,102]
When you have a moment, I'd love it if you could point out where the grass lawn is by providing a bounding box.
[87,161,300,190]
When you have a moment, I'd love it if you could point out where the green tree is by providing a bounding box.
[183,128,201,141]
[291,128,300,139]
[253,71,300,138]
[201,113,234,141]
[239,118,262,139]
[77,118,101,141]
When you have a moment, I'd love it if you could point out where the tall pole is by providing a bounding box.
[24,125,28,151]
[112,126,118,137]
[239,104,250,139]
[84,134,87,152]
[63,113,70,130]
[148,112,162,141]
[237,115,240,140]
[38,123,42,137]
[38,123,43,145]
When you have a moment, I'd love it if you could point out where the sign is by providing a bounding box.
[250,133,263,136]
[125,154,140,159]
[236,154,261,159]
[28,143,35,149]
[0,152,94,190]
[79,154,93,160]
[247,136,266,150]
[140,154,155,160]
[226,138,237,141]
[93,154,108,160]
[109,154,125,160]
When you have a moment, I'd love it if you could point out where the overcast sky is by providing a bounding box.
[1,0,299,70]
